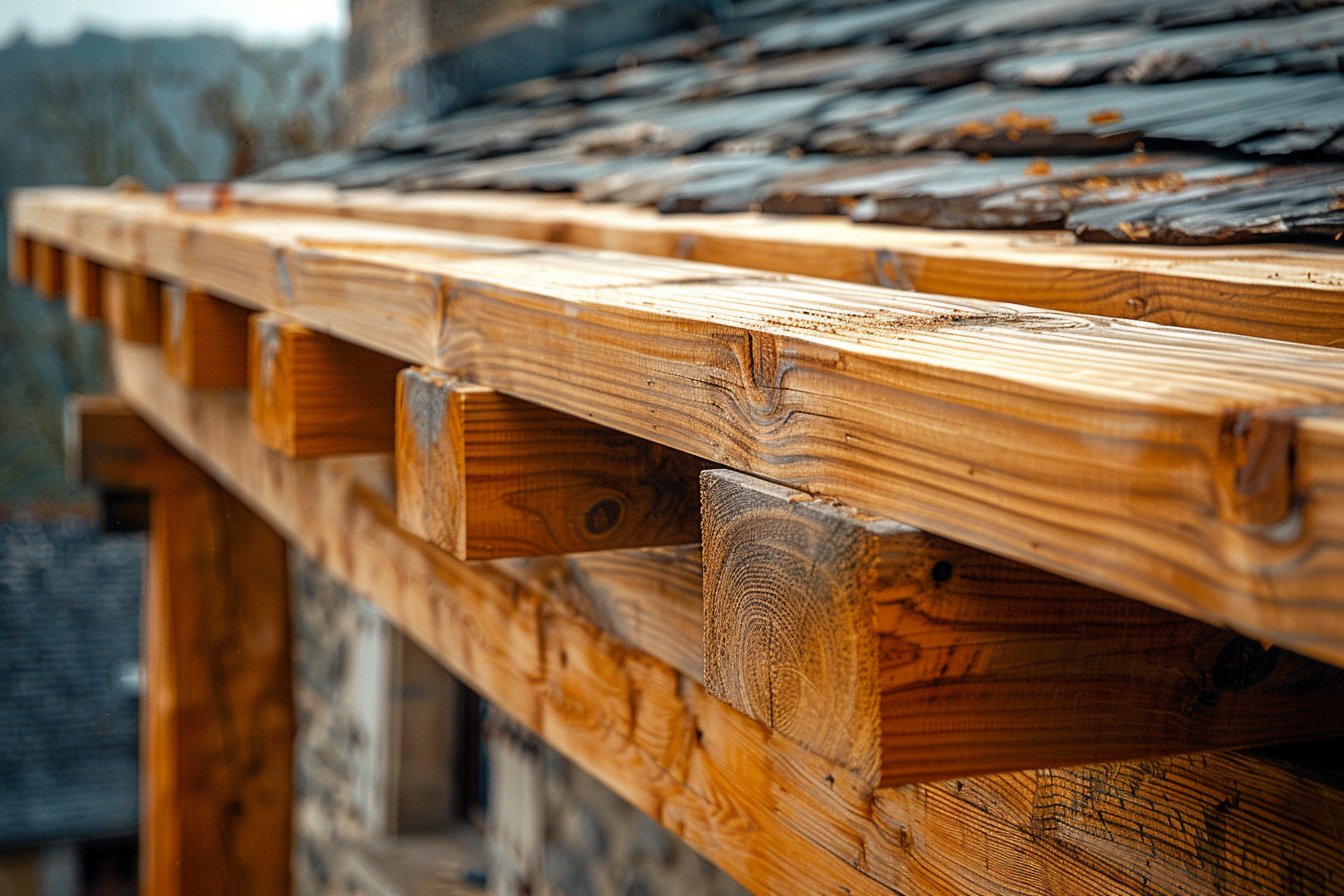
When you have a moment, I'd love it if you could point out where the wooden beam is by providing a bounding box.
[249,313,403,457]
[162,285,250,388]
[144,464,293,896]
[109,338,1344,896]
[13,190,1344,664]
[701,469,1344,785]
[8,229,33,285]
[31,240,65,299]
[396,367,705,559]
[64,253,103,321]
[64,393,193,491]
[104,268,163,344]
[233,186,1344,347]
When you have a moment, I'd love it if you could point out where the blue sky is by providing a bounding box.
[0,0,346,43]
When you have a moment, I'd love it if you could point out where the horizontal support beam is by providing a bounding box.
[106,337,1344,896]
[249,313,403,457]
[702,469,1344,785]
[64,253,103,321]
[13,190,1344,662]
[234,185,1344,347]
[162,285,250,388]
[396,367,705,558]
[64,393,193,491]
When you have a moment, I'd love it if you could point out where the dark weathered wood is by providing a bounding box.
[702,468,1344,784]
[249,313,404,458]
[162,285,250,388]
[144,465,293,896]
[64,394,193,491]
[64,253,103,321]
[396,367,705,559]
[110,338,1344,896]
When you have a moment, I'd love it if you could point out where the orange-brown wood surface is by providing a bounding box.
[161,285,249,388]
[249,312,403,457]
[64,253,103,321]
[396,367,705,558]
[143,472,293,896]
[10,193,1344,663]
[31,240,65,299]
[64,395,192,491]
[234,185,1344,346]
[8,228,33,285]
[103,268,163,344]
[108,336,1344,896]
[702,468,1344,785]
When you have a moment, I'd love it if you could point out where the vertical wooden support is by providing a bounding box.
[144,467,293,896]
[105,268,163,343]
[396,367,705,559]
[64,396,293,896]
[65,254,104,321]
[249,313,403,457]
[161,285,250,388]
[31,241,66,299]
[701,469,1344,785]
[8,229,33,285]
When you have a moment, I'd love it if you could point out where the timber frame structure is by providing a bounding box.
[9,183,1344,895]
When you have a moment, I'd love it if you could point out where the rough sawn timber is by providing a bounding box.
[232,185,1344,347]
[108,337,1344,896]
[12,190,1344,663]
[701,468,1344,785]
[396,367,707,558]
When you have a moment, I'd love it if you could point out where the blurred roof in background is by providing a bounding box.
[257,0,1344,245]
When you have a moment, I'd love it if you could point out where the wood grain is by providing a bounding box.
[64,253,103,321]
[13,189,1344,663]
[143,455,293,896]
[103,268,164,344]
[31,240,65,300]
[249,312,404,458]
[161,285,250,388]
[8,229,33,285]
[396,367,705,558]
[235,186,1344,347]
[63,394,193,491]
[109,338,1344,896]
[703,468,1344,785]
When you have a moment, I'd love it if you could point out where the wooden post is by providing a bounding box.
[396,367,705,559]
[64,396,293,896]
[65,254,104,321]
[701,469,1344,785]
[104,269,164,343]
[249,313,403,457]
[161,285,250,388]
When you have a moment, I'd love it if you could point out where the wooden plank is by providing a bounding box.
[396,367,705,559]
[31,240,65,299]
[249,312,404,458]
[234,186,1344,347]
[109,338,1344,896]
[103,267,164,344]
[14,190,1344,663]
[161,285,250,388]
[702,468,1344,785]
[144,463,293,896]
[8,229,33,285]
[64,253,103,321]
